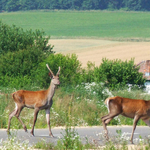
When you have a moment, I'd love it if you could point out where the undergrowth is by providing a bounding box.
[1,85,150,149]
[1,83,150,129]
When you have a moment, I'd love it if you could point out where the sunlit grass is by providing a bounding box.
[1,84,150,149]
[2,83,150,130]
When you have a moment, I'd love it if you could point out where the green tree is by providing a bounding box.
[49,0,60,9]
[94,58,145,89]
[123,0,142,10]
[139,0,150,10]
[0,21,53,54]
[82,0,93,10]
[34,53,82,87]
[0,21,54,87]
[5,0,21,11]
[71,0,83,10]
[108,0,124,10]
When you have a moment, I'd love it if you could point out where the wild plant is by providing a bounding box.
[0,131,31,150]
[55,97,83,150]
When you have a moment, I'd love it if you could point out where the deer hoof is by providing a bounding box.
[49,133,54,137]
[24,126,28,132]
[30,132,34,136]
[6,130,11,135]
[130,140,134,144]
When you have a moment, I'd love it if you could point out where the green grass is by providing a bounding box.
[0,10,150,39]
[2,84,150,130]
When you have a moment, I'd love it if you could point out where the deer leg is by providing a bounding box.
[7,109,18,134]
[45,108,54,137]
[15,107,27,132]
[101,114,109,134]
[30,108,39,136]
[130,115,140,144]
[101,113,119,140]
[101,114,118,132]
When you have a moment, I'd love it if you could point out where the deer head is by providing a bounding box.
[46,64,60,85]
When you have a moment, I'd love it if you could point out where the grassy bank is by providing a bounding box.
[0,11,150,39]
[1,83,150,130]
[1,85,150,149]
[1,83,150,149]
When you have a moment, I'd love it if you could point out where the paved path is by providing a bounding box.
[0,126,150,146]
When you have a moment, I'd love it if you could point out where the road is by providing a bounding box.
[0,126,150,146]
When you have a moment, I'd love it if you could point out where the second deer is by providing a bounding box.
[7,64,60,137]
[101,96,150,144]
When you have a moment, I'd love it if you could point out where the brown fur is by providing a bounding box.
[102,96,150,144]
[7,65,60,137]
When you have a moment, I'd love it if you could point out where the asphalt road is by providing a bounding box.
[0,126,150,146]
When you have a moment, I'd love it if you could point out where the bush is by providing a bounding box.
[0,21,55,88]
[94,58,145,89]
[0,21,53,54]
[34,56,145,90]
[0,46,48,88]
[0,75,33,89]
[0,46,45,76]
[34,53,82,87]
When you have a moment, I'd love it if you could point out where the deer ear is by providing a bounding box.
[49,72,53,79]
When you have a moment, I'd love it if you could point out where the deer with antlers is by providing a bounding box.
[7,64,60,137]
[101,96,150,144]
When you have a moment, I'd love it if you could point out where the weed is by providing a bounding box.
[2,84,150,129]
[0,131,31,150]
[34,138,54,150]
[55,98,83,150]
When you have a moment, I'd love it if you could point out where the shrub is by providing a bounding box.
[0,46,45,76]
[0,21,53,54]
[0,21,54,88]
[34,53,82,87]
[0,46,48,88]
[94,58,145,89]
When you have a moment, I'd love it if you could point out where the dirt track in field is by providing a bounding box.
[49,39,150,68]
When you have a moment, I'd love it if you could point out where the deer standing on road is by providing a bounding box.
[7,64,60,137]
[101,96,150,144]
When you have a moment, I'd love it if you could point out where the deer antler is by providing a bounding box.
[56,66,61,76]
[46,64,54,76]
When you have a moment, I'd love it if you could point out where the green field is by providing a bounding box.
[0,10,150,38]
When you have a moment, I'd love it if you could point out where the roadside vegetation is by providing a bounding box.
[0,19,150,149]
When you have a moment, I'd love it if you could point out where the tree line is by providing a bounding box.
[0,0,150,12]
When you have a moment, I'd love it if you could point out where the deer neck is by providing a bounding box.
[47,82,56,102]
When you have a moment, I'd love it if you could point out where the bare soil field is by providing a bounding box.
[49,39,150,68]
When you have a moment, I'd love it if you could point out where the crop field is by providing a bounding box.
[0,10,150,38]
[49,39,150,67]
[0,10,150,67]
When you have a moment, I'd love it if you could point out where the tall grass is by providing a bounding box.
[1,84,150,149]
[0,87,15,128]
[1,83,150,130]
[1,11,150,39]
